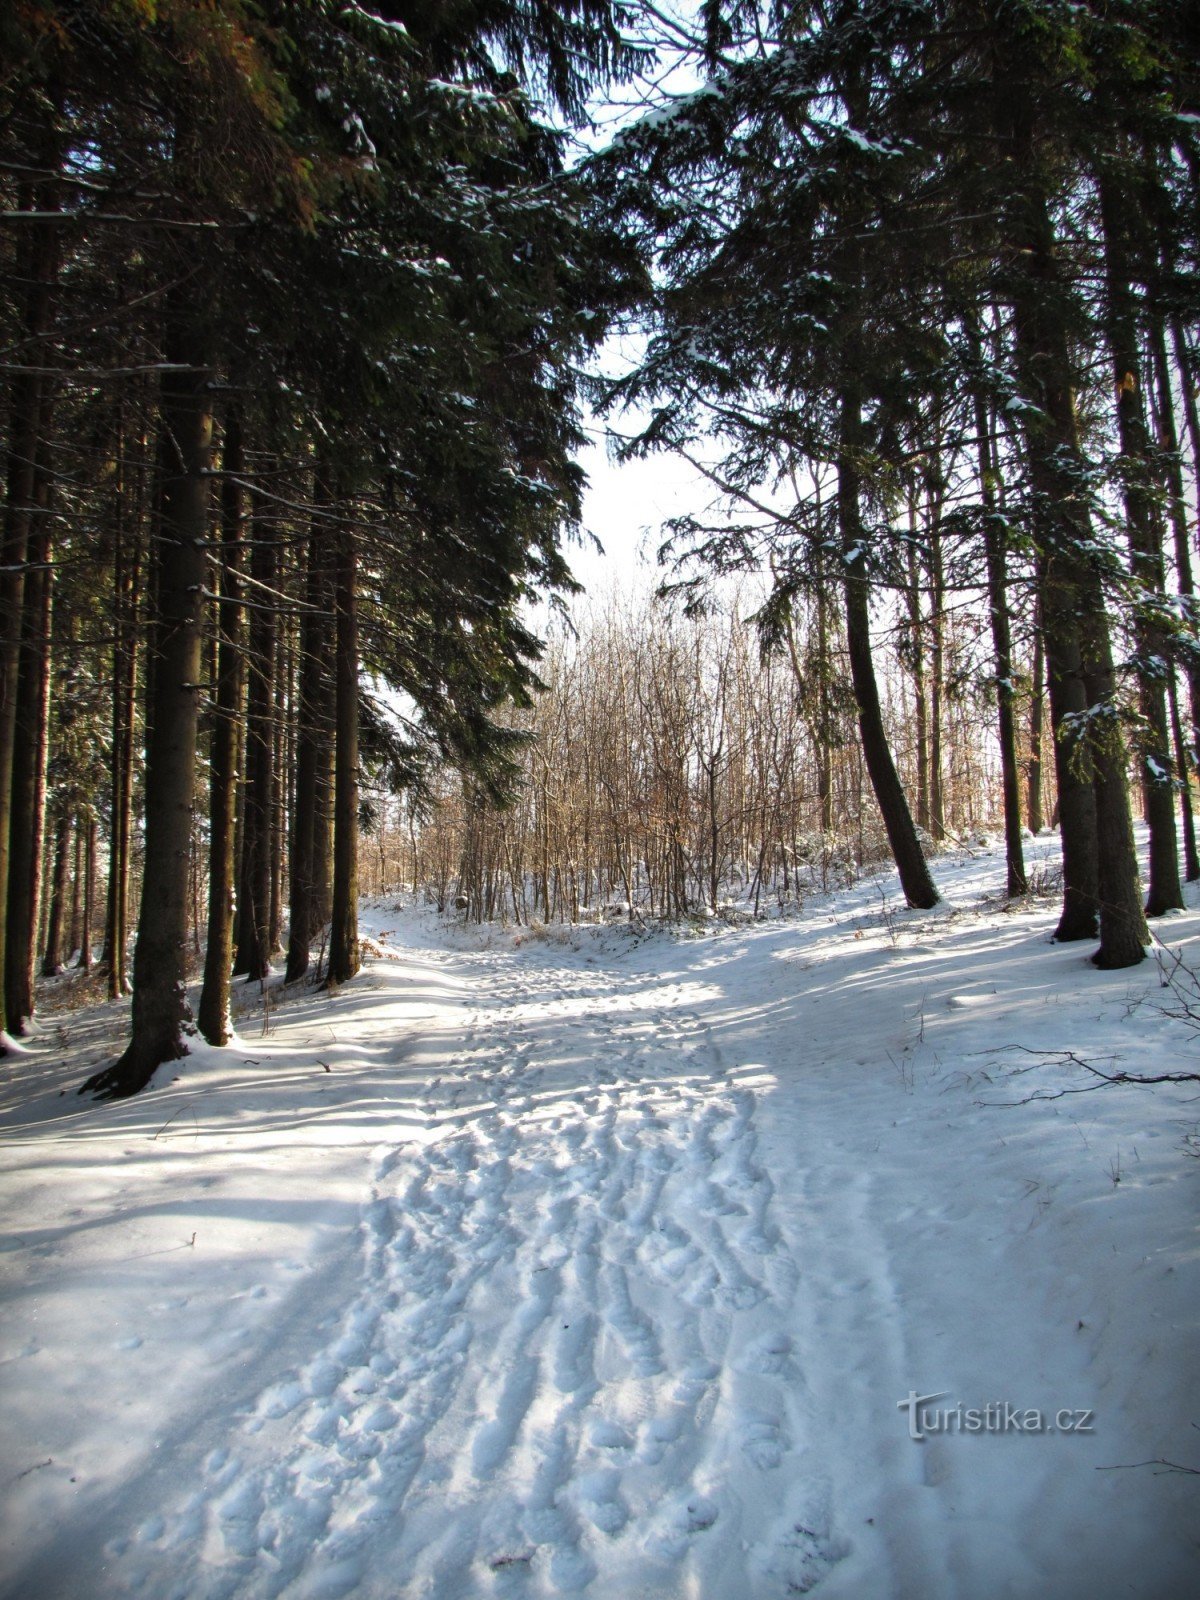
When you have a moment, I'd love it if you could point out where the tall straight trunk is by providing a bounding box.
[1169,670,1200,880]
[5,462,55,1033]
[782,575,835,835]
[286,479,334,983]
[197,411,245,1045]
[1024,444,1100,939]
[1098,171,1182,916]
[1007,159,1146,966]
[82,282,214,1099]
[1151,322,1200,750]
[903,527,931,832]
[1173,323,1200,541]
[233,481,277,981]
[972,366,1027,897]
[42,811,71,976]
[926,491,947,842]
[1150,323,1200,879]
[269,614,289,956]
[829,60,935,909]
[839,388,939,909]
[313,584,335,933]
[101,416,142,997]
[37,824,53,965]
[328,509,360,983]
[814,570,835,833]
[0,177,59,1048]
[1027,611,1045,834]
[69,819,82,961]
[78,816,96,970]
[314,733,335,929]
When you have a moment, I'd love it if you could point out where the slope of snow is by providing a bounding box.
[1,840,1198,1599]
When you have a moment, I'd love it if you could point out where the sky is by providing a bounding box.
[570,423,713,600]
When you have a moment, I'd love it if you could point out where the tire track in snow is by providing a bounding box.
[107,945,847,1599]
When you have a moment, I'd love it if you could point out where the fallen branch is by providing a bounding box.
[975,1045,1200,1105]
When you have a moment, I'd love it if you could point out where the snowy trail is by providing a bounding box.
[3,848,1199,1600]
[106,949,851,1599]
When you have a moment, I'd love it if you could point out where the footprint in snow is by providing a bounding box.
[741,1409,789,1469]
[647,1494,721,1561]
[588,1417,633,1450]
[575,1467,629,1535]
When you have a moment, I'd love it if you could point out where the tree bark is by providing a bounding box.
[926,485,947,843]
[1098,170,1182,916]
[903,526,931,833]
[81,288,213,1099]
[972,368,1027,897]
[1151,322,1200,753]
[69,818,82,963]
[1173,323,1200,547]
[5,454,55,1033]
[327,506,360,982]
[839,388,939,909]
[233,475,277,982]
[0,171,59,1047]
[1006,167,1146,965]
[42,810,71,976]
[1027,610,1045,834]
[270,616,289,958]
[197,410,245,1045]
[101,413,143,998]
[1168,669,1200,881]
[77,815,96,970]
[286,474,334,983]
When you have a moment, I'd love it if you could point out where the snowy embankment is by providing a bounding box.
[1,840,1198,1600]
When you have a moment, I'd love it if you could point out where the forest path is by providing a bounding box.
[5,861,1197,1600]
[94,920,942,1600]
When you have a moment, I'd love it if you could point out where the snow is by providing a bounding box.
[2,838,1198,1599]
[840,128,902,157]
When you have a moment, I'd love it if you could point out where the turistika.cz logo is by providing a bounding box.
[897,1391,1095,1442]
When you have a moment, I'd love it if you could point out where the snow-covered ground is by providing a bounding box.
[2,839,1198,1600]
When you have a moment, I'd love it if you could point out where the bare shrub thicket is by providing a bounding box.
[361,590,1041,922]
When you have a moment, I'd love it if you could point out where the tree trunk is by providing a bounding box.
[42,810,71,976]
[926,492,947,842]
[1151,322,1200,755]
[77,816,96,970]
[1007,165,1146,965]
[1168,669,1200,881]
[5,459,55,1033]
[0,174,59,1048]
[972,368,1027,897]
[903,528,931,833]
[982,45,1151,959]
[197,410,245,1045]
[81,289,213,1099]
[1027,612,1045,834]
[839,388,939,909]
[233,476,277,982]
[69,819,82,963]
[286,477,334,983]
[101,418,143,999]
[814,570,835,834]
[1173,323,1200,544]
[270,612,290,957]
[1098,170,1182,916]
[328,507,360,983]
